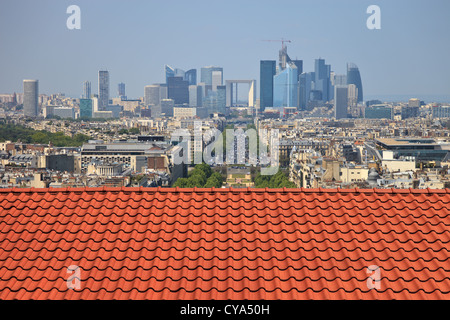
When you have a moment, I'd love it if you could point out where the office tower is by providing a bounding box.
[118,82,125,97]
[167,77,189,105]
[314,59,331,102]
[348,84,358,107]
[23,79,39,117]
[347,63,363,102]
[273,62,298,108]
[211,70,223,91]
[334,74,347,86]
[365,104,393,119]
[160,99,175,117]
[98,70,109,108]
[189,85,203,107]
[80,99,93,118]
[299,72,315,110]
[165,65,188,84]
[216,85,226,114]
[260,60,276,112]
[185,69,197,86]
[334,85,348,119]
[82,81,91,99]
[91,96,100,113]
[200,66,223,86]
[144,84,167,107]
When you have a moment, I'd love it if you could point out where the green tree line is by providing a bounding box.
[0,123,90,147]
[254,170,296,188]
[173,163,223,188]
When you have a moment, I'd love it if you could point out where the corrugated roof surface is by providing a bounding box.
[0,187,449,300]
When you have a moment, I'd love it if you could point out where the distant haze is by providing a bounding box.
[0,0,449,101]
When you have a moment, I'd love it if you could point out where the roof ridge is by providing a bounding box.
[2,186,449,194]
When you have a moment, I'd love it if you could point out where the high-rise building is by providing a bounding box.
[200,66,223,86]
[160,99,175,117]
[23,79,39,117]
[118,82,126,97]
[347,84,358,107]
[216,85,226,114]
[189,85,203,107]
[82,81,91,99]
[299,72,315,110]
[144,84,167,107]
[185,69,197,86]
[167,77,189,105]
[166,65,197,86]
[347,63,363,103]
[260,60,276,112]
[98,70,109,109]
[334,85,348,119]
[165,65,185,84]
[273,62,298,108]
[211,70,223,91]
[314,58,332,102]
[365,104,393,119]
[80,99,93,118]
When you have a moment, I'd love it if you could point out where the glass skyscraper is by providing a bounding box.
[334,85,348,119]
[23,79,38,117]
[80,98,93,118]
[273,62,298,108]
[347,63,363,103]
[184,69,197,86]
[98,70,109,109]
[260,60,276,112]
[200,66,223,86]
[167,77,189,105]
[82,81,91,99]
[314,59,331,102]
[118,82,125,97]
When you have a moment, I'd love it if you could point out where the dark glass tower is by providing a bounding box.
[167,76,189,105]
[184,69,197,86]
[347,63,363,103]
[260,60,276,112]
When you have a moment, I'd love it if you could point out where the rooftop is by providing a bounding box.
[0,187,448,300]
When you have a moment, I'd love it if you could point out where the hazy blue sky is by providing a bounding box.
[1,0,449,100]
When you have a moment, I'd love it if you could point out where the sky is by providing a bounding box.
[1,0,450,101]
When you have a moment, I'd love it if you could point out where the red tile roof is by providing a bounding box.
[0,187,449,300]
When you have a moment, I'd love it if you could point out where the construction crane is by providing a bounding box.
[262,38,292,50]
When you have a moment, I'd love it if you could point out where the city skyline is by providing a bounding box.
[1,0,450,101]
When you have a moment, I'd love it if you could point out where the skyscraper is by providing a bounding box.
[189,85,203,107]
[299,72,315,110]
[200,66,223,86]
[165,65,186,84]
[260,60,276,112]
[82,81,91,99]
[211,70,223,91]
[314,59,332,102]
[334,85,348,119]
[184,69,197,86]
[98,70,109,109]
[80,99,93,118]
[167,77,189,105]
[144,84,167,107]
[23,79,38,117]
[347,63,363,103]
[273,62,298,108]
[118,82,125,97]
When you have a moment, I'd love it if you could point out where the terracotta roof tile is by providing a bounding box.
[0,187,449,300]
